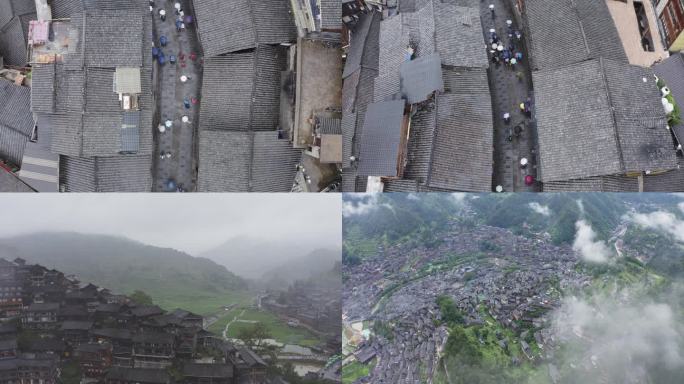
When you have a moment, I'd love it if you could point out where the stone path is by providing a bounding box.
[479,0,540,192]
[151,0,203,192]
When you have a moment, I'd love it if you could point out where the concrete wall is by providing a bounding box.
[606,0,669,67]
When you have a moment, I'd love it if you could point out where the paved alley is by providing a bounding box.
[151,0,203,192]
[479,0,540,192]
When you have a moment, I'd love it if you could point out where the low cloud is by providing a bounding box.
[529,202,550,216]
[342,194,391,217]
[629,211,684,244]
[573,220,613,263]
[451,193,466,204]
[552,293,684,382]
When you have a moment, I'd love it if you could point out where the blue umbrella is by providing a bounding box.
[160,35,167,47]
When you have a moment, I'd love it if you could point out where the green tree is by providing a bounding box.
[237,322,271,349]
[129,290,154,305]
[436,296,464,325]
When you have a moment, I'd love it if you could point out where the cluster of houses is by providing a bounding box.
[342,216,593,382]
[262,280,341,352]
[0,258,286,384]
[341,0,684,192]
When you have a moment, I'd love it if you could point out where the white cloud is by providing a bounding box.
[529,202,551,216]
[451,193,466,204]
[573,220,613,263]
[552,294,684,381]
[342,194,391,217]
[628,211,684,244]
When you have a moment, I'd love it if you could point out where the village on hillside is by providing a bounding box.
[0,257,341,383]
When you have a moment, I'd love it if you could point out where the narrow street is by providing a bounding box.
[478,0,540,192]
[151,0,203,192]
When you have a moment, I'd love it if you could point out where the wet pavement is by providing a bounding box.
[151,0,203,192]
[479,0,540,192]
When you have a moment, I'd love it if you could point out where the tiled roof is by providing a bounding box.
[194,0,296,57]
[0,0,35,67]
[524,0,626,70]
[399,52,443,104]
[320,0,342,30]
[318,116,342,135]
[199,46,286,132]
[384,178,419,192]
[198,131,299,192]
[375,15,408,102]
[357,99,405,176]
[433,2,487,68]
[542,175,639,192]
[427,92,493,191]
[534,58,677,182]
[0,168,33,192]
[403,103,436,184]
[343,12,377,79]
[643,158,684,192]
[58,155,152,192]
[401,0,435,59]
[0,80,34,136]
[83,10,143,68]
[0,80,34,166]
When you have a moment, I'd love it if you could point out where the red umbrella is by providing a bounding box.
[524,175,535,185]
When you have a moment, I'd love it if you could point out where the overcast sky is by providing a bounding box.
[0,194,341,254]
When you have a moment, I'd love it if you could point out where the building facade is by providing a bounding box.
[657,0,684,50]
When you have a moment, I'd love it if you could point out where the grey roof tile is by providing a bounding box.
[95,155,152,192]
[433,3,488,68]
[194,0,296,57]
[84,10,143,68]
[0,80,34,136]
[524,0,626,70]
[198,130,299,192]
[384,178,419,192]
[542,175,639,192]
[320,0,342,30]
[0,124,29,166]
[357,99,405,176]
[59,155,95,192]
[0,168,33,192]
[31,64,55,113]
[427,92,493,191]
[399,53,443,104]
[50,114,83,156]
[199,46,286,132]
[534,58,676,182]
[403,102,436,184]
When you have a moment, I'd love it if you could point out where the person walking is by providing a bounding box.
[489,4,495,19]
[159,8,166,21]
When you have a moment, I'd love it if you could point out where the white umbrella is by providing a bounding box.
[511,58,517,65]
[497,45,503,52]
[158,125,166,133]
[491,43,498,49]
[489,28,495,33]
[520,158,528,166]
[165,120,173,128]
[495,185,503,193]
[175,3,181,10]
[180,75,188,82]
[182,116,189,123]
